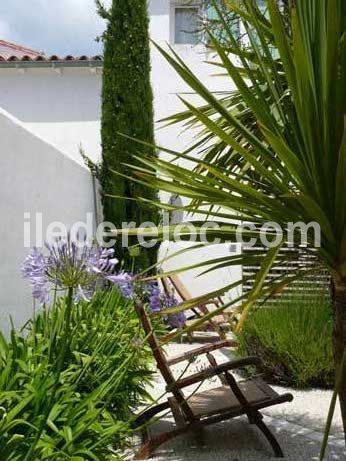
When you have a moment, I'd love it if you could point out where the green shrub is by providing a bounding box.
[237,292,334,388]
[0,289,153,460]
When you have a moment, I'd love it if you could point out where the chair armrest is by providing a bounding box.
[166,339,238,366]
[171,356,262,390]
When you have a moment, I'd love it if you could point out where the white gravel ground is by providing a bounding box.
[128,341,345,461]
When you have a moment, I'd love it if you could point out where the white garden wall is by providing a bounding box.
[0,66,102,165]
[0,108,97,333]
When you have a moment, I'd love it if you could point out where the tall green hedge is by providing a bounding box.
[98,0,158,270]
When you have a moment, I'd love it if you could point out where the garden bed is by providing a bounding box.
[237,293,334,388]
[0,289,153,460]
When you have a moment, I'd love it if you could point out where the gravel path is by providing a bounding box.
[128,342,345,461]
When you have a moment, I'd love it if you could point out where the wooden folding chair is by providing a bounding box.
[133,301,293,459]
[160,273,232,340]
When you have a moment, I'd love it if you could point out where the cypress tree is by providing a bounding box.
[97,0,158,270]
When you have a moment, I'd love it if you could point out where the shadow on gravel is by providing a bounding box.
[128,415,345,461]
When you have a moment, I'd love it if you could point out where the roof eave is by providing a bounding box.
[0,60,103,69]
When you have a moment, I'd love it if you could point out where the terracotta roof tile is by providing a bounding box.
[0,39,42,60]
[0,39,103,64]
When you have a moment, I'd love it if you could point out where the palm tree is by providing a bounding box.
[115,0,346,438]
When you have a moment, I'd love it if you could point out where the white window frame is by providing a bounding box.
[170,1,203,46]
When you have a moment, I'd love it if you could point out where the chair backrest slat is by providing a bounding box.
[160,275,173,298]
[168,275,225,335]
[168,274,192,301]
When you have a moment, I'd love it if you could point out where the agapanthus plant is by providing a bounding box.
[19,241,138,460]
[22,238,186,333]
[22,237,134,391]
[21,237,131,304]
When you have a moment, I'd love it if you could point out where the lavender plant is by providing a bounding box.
[115,277,186,330]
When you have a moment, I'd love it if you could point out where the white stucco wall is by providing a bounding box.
[0,66,102,165]
[0,108,97,333]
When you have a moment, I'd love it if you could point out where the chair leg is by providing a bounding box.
[132,401,170,428]
[134,427,187,460]
[141,426,150,445]
[254,417,284,458]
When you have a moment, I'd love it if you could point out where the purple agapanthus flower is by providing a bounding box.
[166,311,186,329]
[22,238,132,304]
[74,285,93,304]
[119,280,135,298]
[106,272,132,284]
[107,272,134,298]
[21,247,50,303]
[87,247,119,275]
[146,282,186,329]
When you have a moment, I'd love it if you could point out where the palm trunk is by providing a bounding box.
[332,282,346,442]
